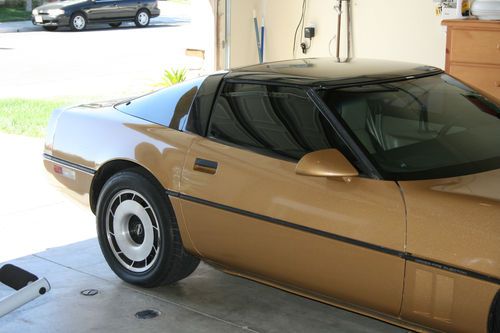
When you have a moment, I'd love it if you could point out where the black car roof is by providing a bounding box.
[225,58,442,88]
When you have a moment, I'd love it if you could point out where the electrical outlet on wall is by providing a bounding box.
[301,23,316,54]
[304,26,316,39]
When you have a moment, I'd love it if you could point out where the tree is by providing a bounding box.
[25,0,32,12]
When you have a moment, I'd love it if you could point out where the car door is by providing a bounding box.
[86,0,120,21]
[112,0,136,19]
[179,82,407,316]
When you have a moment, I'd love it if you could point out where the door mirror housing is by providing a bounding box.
[295,149,359,178]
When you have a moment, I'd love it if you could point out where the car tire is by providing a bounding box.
[109,22,122,28]
[134,9,150,27]
[96,169,200,287]
[43,26,58,31]
[69,12,87,31]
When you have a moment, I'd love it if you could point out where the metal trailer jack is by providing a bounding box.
[0,264,51,317]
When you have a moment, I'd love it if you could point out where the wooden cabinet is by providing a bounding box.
[442,20,500,102]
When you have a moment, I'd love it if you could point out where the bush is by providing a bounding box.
[1,0,45,9]
[157,68,188,87]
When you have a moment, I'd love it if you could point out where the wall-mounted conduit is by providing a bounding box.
[335,0,352,63]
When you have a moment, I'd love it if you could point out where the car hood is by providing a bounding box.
[399,168,500,204]
[424,168,500,202]
[399,169,500,279]
[35,0,88,11]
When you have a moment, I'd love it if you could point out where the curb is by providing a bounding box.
[0,21,39,33]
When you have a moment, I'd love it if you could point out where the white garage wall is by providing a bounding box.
[352,0,446,68]
[228,0,446,69]
[228,0,264,68]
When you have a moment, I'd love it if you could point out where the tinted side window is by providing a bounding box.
[208,83,339,160]
[115,77,204,129]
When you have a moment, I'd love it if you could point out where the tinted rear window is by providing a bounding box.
[115,77,205,129]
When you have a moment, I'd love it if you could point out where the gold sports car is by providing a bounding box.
[43,58,500,333]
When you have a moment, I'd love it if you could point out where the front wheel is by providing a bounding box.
[43,26,58,31]
[134,9,150,27]
[70,12,87,31]
[96,170,199,287]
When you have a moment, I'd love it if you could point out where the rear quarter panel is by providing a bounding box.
[44,106,197,207]
[55,106,195,185]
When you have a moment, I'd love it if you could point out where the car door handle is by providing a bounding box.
[193,158,218,175]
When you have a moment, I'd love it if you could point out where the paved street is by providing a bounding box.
[0,1,206,100]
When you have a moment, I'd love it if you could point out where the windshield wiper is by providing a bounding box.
[464,94,500,118]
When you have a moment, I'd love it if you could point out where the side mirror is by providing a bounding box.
[295,149,359,178]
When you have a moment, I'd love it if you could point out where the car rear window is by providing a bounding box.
[115,77,205,130]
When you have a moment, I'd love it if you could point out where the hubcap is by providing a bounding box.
[128,215,145,245]
[106,190,161,273]
[138,12,149,26]
[73,15,85,30]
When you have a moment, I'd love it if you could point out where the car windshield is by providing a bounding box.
[318,74,500,180]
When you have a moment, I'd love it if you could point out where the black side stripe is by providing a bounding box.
[172,191,403,257]
[167,189,500,286]
[43,153,96,175]
[168,190,403,257]
[406,256,500,285]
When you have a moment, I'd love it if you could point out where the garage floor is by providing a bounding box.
[0,240,407,333]
[0,133,407,333]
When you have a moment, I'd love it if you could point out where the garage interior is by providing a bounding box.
[1,0,499,332]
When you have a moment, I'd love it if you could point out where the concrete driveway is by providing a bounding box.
[0,132,95,263]
[0,241,406,333]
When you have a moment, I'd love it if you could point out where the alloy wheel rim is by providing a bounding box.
[106,190,161,273]
[73,15,85,30]
[138,12,149,25]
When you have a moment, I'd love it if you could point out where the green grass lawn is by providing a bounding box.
[0,7,31,23]
[0,99,70,138]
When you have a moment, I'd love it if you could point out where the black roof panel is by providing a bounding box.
[226,58,442,87]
